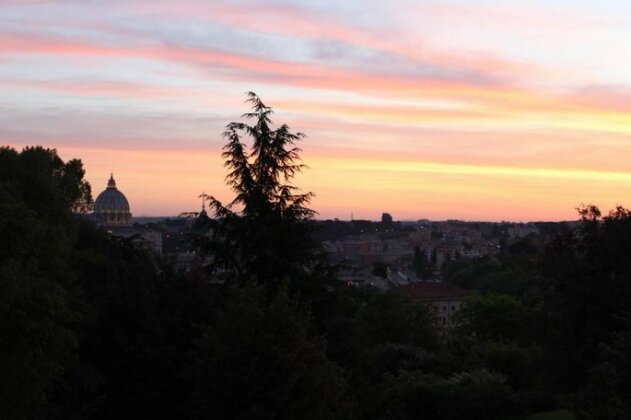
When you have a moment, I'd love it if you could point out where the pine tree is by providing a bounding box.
[199,93,318,288]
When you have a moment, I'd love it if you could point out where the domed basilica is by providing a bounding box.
[93,174,132,227]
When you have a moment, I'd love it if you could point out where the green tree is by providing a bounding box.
[464,341,541,391]
[346,291,441,417]
[413,246,433,280]
[576,315,631,419]
[454,294,534,343]
[354,291,438,350]
[372,262,388,279]
[539,205,631,392]
[197,93,319,290]
[182,95,353,418]
[373,369,512,420]
[442,254,536,296]
[0,146,92,419]
[185,286,351,420]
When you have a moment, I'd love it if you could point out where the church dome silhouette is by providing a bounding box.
[93,174,132,227]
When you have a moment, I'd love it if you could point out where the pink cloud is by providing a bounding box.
[566,85,631,113]
[122,0,543,83]
[0,31,512,95]
[3,28,631,136]
[0,79,204,99]
[0,31,565,120]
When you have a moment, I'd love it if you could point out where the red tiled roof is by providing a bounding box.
[398,282,472,300]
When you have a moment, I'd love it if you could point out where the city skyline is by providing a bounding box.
[3,0,631,221]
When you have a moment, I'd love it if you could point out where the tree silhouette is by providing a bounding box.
[0,146,92,419]
[540,205,631,393]
[198,92,318,288]
[413,246,433,280]
[185,286,351,420]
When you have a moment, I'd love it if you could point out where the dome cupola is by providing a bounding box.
[93,173,132,227]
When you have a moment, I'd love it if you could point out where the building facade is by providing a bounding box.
[398,282,471,327]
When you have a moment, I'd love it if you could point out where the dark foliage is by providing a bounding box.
[0,146,92,419]
[539,205,631,396]
[413,246,433,280]
[442,254,538,296]
[184,286,351,420]
[194,93,319,290]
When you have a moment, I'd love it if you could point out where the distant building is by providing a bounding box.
[93,174,132,227]
[92,174,162,254]
[381,212,393,224]
[507,223,540,239]
[398,282,471,327]
[408,229,432,247]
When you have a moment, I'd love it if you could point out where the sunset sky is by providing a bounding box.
[3,0,631,221]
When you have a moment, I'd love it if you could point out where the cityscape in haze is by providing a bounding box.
[3,0,631,220]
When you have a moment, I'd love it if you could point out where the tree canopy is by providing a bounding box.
[0,146,92,419]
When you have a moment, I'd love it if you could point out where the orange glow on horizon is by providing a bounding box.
[38,145,631,223]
